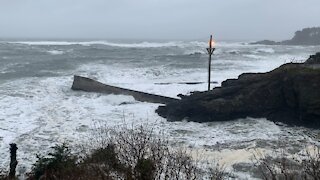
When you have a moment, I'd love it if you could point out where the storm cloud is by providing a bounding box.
[0,0,319,40]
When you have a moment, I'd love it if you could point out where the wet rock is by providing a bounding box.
[305,52,320,64]
[156,53,320,128]
[250,40,279,45]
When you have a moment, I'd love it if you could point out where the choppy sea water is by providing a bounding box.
[0,40,319,178]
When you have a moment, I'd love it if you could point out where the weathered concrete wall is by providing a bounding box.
[71,75,179,104]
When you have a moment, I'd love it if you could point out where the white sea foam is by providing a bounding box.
[216,41,249,48]
[92,41,180,48]
[277,54,308,63]
[10,40,228,49]
[183,49,206,55]
[76,63,211,97]
[0,62,30,74]
[12,41,78,46]
[1,41,319,178]
[226,49,241,54]
[253,47,275,54]
[0,76,140,171]
[47,50,64,55]
[243,54,265,59]
[11,41,183,48]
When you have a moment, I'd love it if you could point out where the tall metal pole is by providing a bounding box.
[206,35,215,91]
[208,36,212,91]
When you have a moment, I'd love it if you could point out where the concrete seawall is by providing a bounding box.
[71,75,179,104]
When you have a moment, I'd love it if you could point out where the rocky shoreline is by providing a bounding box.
[251,27,320,45]
[156,53,320,128]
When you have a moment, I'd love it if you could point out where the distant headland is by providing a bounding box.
[251,27,320,45]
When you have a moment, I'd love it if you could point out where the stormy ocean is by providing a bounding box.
[0,40,319,178]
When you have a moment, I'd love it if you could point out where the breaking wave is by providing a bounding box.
[10,40,214,49]
[47,50,64,55]
[253,48,275,54]
[11,41,181,48]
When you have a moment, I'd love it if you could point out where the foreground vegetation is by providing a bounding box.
[253,147,320,180]
[0,125,319,180]
[0,126,230,180]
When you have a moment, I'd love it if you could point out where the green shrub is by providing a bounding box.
[28,143,77,180]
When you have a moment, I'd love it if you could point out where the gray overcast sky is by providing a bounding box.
[0,0,319,40]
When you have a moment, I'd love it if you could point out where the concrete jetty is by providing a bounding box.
[71,75,179,104]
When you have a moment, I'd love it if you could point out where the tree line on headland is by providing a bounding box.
[251,27,320,45]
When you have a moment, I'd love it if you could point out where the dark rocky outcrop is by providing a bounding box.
[156,53,320,128]
[72,75,178,104]
[251,40,280,45]
[251,27,320,45]
[305,52,320,64]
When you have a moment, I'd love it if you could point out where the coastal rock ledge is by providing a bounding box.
[156,53,320,128]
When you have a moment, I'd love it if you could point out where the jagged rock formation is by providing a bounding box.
[305,52,320,64]
[252,27,320,45]
[156,53,320,128]
[72,75,178,104]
